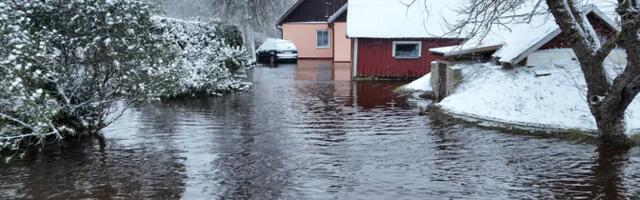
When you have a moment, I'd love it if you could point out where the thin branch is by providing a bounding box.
[0,113,34,131]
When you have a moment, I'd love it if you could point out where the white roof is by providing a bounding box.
[429,2,619,65]
[347,0,465,39]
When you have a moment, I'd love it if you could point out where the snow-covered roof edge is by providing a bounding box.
[276,0,305,28]
[429,4,620,65]
[502,5,620,65]
[585,4,620,32]
[328,4,348,24]
[430,44,502,57]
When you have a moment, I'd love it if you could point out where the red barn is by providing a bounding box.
[346,0,465,79]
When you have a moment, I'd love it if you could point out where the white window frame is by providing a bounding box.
[392,41,422,59]
[316,29,330,49]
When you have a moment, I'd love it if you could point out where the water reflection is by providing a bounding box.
[593,145,630,199]
[0,64,638,199]
[295,60,351,81]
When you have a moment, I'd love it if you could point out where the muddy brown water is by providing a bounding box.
[1,62,640,199]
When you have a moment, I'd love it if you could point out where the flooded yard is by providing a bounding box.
[1,61,640,199]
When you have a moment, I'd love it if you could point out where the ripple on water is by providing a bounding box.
[0,64,639,199]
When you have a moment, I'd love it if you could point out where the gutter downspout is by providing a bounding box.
[352,38,358,78]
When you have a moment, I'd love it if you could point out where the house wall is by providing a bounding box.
[354,38,462,78]
[282,23,334,59]
[333,22,351,62]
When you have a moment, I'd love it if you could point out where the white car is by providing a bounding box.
[256,38,298,63]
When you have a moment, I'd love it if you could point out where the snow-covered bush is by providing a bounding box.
[0,0,178,150]
[0,0,252,151]
[154,17,251,97]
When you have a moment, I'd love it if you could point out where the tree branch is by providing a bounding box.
[0,113,34,131]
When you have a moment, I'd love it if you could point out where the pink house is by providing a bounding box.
[276,0,351,62]
[277,0,467,78]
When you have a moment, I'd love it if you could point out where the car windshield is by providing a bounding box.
[258,39,296,51]
[276,42,296,51]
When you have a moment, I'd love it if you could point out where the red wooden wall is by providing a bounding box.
[355,38,462,78]
[541,13,616,49]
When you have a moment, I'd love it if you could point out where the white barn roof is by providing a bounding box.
[346,0,465,39]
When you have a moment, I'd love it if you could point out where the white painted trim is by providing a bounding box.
[328,4,348,24]
[392,41,422,59]
[352,38,359,78]
[316,29,330,49]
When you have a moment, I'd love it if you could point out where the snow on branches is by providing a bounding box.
[0,0,251,151]
[154,17,251,97]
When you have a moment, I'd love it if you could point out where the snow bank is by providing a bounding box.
[402,73,432,92]
[436,60,640,135]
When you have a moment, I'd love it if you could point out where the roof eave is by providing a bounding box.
[501,28,562,65]
[275,0,306,27]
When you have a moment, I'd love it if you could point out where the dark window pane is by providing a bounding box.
[317,30,329,47]
[395,44,419,58]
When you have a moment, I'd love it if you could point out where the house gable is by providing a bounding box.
[276,0,348,27]
[540,12,617,49]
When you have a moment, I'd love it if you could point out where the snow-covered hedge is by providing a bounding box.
[0,0,251,152]
[154,17,251,97]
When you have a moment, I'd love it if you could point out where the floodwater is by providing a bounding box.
[1,61,640,199]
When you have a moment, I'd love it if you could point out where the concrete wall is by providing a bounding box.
[431,61,462,102]
[282,23,333,59]
[333,22,351,62]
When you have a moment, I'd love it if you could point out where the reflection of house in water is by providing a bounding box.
[352,81,409,109]
[295,60,351,81]
[293,60,409,109]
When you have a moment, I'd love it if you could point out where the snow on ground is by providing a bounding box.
[402,73,432,92]
[431,59,640,136]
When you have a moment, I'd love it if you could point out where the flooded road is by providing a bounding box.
[1,62,640,199]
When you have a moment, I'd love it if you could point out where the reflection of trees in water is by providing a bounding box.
[0,137,186,199]
[592,144,629,199]
[425,111,634,199]
[194,91,290,199]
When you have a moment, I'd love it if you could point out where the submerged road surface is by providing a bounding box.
[1,62,640,199]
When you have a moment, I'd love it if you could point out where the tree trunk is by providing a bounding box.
[594,106,631,147]
[543,0,638,148]
[582,61,633,148]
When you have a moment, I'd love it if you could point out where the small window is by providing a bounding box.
[393,41,422,59]
[316,30,329,48]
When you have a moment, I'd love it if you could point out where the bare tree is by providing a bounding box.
[446,0,639,147]
[211,0,296,58]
